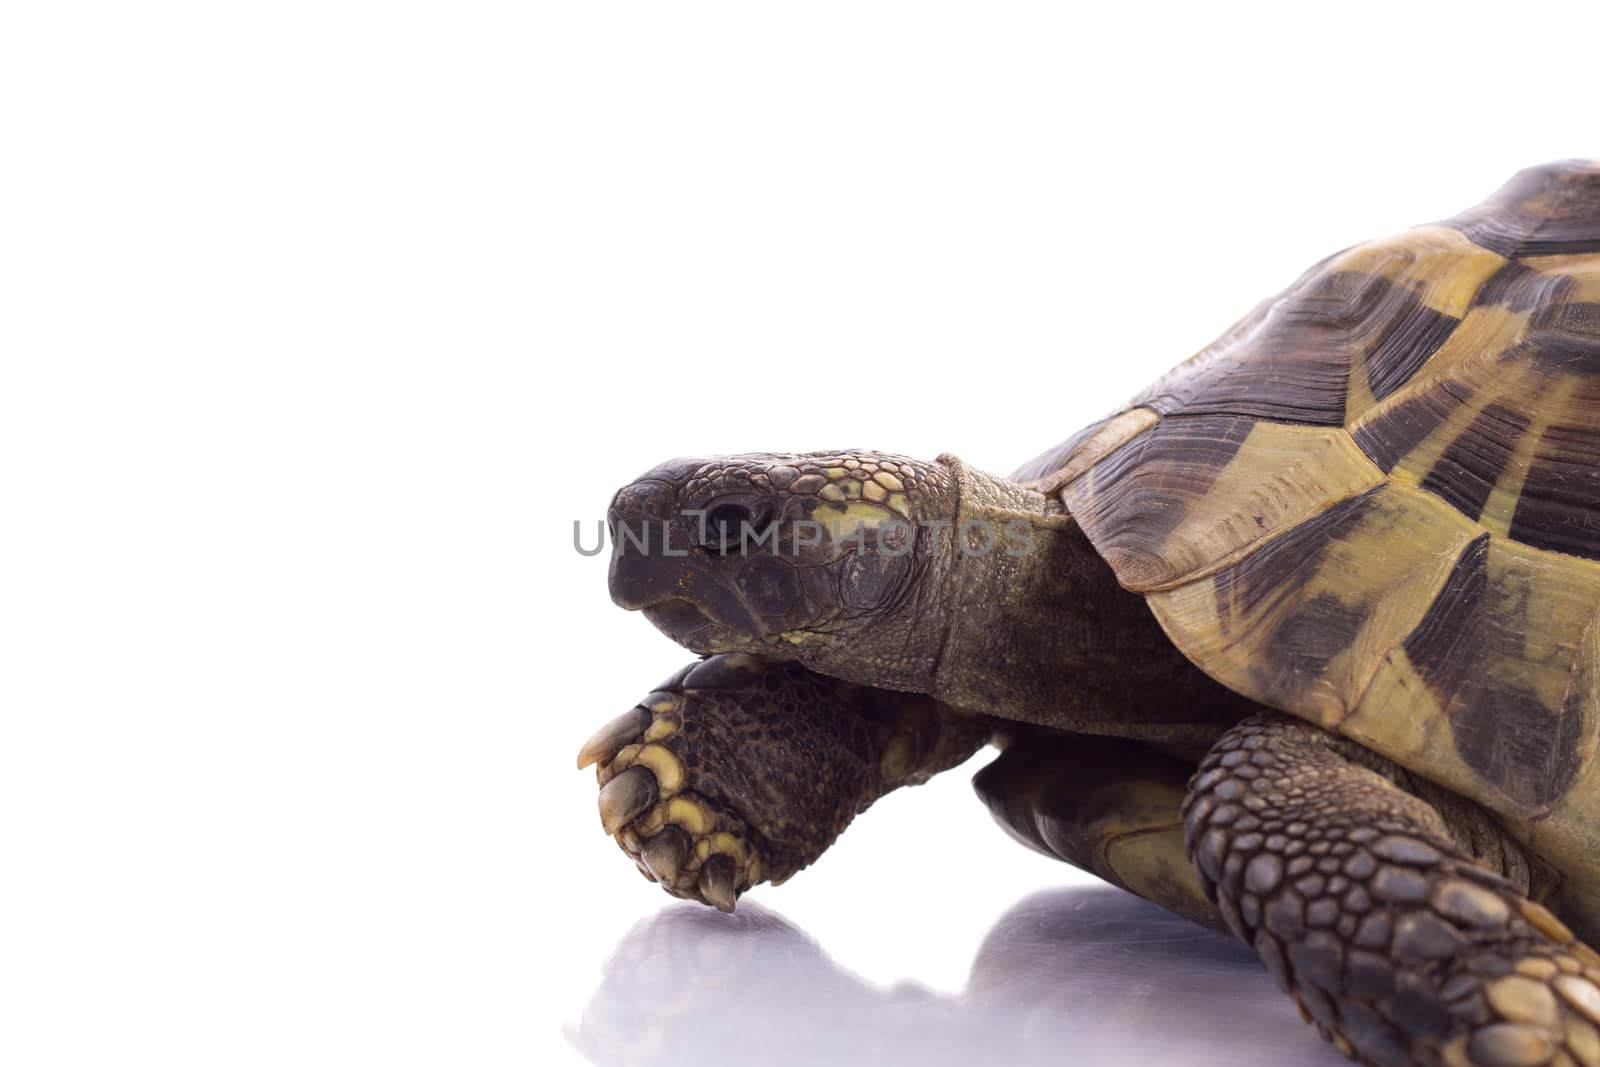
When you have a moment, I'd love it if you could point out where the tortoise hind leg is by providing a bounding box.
[1184,713,1600,1067]
[579,653,992,910]
[974,732,1225,932]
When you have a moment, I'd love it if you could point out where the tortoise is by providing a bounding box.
[583,160,1600,1067]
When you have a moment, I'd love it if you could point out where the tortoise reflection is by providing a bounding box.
[568,887,1347,1067]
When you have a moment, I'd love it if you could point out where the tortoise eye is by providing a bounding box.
[698,502,768,553]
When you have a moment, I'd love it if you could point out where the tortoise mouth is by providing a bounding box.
[639,598,812,657]
[642,599,713,641]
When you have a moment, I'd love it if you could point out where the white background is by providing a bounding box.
[5,2,1599,1064]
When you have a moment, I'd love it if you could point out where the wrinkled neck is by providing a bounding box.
[930,456,1082,713]
[929,458,1253,745]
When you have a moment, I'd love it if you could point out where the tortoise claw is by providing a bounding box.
[577,706,651,770]
[699,855,738,913]
[598,766,658,835]
[640,826,688,885]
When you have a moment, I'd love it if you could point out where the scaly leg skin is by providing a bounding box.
[1183,713,1600,1067]
[577,653,992,911]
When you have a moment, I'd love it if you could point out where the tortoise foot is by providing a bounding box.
[578,657,770,911]
[579,653,991,912]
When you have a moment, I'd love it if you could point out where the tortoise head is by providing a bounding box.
[607,451,962,683]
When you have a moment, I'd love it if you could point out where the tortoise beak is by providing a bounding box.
[605,480,685,612]
[640,599,715,642]
[606,477,760,642]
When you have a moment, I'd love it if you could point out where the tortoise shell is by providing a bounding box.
[1016,160,1600,902]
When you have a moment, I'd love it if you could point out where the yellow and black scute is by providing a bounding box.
[1017,160,1600,931]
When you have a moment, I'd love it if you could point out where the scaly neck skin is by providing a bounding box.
[924,458,1256,747]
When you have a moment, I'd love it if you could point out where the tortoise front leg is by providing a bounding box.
[578,654,991,910]
[1184,713,1600,1067]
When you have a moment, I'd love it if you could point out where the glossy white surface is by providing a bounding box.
[569,889,1347,1067]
